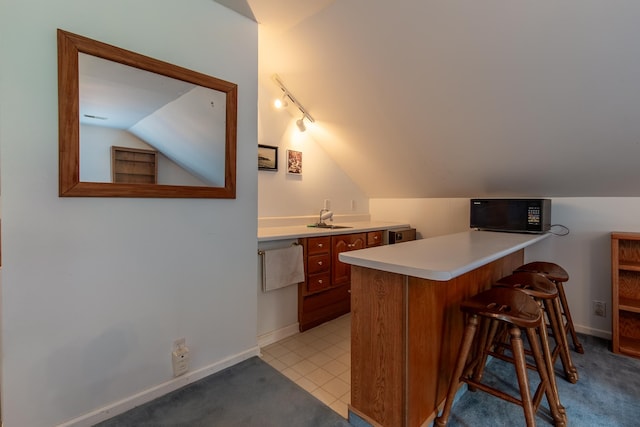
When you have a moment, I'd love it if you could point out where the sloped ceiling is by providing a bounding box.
[219,1,640,198]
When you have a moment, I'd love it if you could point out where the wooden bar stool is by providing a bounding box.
[435,287,566,427]
[515,262,585,354]
[495,272,579,383]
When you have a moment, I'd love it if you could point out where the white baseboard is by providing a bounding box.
[575,324,611,341]
[57,346,260,427]
[257,323,300,348]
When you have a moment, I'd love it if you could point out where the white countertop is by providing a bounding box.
[258,221,410,242]
[339,230,550,281]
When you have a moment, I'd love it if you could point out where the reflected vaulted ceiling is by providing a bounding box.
[218,1,640,198]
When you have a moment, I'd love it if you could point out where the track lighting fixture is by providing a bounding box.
[272,74,314,131]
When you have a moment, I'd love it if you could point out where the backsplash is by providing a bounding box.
[258,213,371,228]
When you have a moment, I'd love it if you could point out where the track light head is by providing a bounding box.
[296,117,306,132]
[274,94,288,109]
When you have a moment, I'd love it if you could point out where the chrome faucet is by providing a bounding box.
[318,208,333,226]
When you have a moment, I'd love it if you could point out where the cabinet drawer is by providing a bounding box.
[308,253,330,274]
[367,231,383,247]
[307,273,331,293]
[308,236,331,255]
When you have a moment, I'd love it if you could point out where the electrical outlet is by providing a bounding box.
[172,338,190,377]
[593,300,606,317]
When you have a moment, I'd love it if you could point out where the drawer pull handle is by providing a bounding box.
[318,261,323,266]
[318,280,323,284]
[318,243,323,248]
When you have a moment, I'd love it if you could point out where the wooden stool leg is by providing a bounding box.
[435,315,479,427]
[555,281,585,354]
[525,326,567,426]
[470,318,500,386]
[537,318,568,422]
[491,320,510,357]
[509,326,537,427]
[544,298,579,383]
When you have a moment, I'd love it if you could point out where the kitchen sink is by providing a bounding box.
[307,224,353,229]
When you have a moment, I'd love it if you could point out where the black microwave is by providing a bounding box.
[470,199,551,234]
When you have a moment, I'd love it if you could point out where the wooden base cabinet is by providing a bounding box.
[612,232,640,359]
[298,230,384,331]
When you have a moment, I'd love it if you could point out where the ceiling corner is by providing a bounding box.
[214,0,257,22]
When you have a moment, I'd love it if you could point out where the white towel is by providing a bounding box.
[262,245,305,292]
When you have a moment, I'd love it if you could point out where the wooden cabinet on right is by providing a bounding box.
[611,232,640,359]
[332,233,365,285]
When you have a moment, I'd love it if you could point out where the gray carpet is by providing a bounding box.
[440,333,640,426]
[94,356,350,427]
[96,334,639,427]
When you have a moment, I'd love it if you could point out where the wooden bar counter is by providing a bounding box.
[339,230,549,427]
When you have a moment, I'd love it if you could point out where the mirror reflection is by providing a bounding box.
[57,29,237,198]
[79,54,227,186]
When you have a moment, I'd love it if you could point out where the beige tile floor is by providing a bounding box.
[260,314,351,418]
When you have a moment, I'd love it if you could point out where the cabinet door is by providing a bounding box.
[332,233,365,285]
[351,234,366,250]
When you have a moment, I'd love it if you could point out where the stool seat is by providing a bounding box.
[460,286,542,328]
[495,272,579,383]
[515,261,569,282]
[435,287,566,427]
[496,271,557,298]
[514,262,584,354]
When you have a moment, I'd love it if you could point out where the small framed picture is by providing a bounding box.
[287,150,302,175]
[258,144,278,171]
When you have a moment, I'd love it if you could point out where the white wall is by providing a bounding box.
[255,73,373,344]
[371,197,640,339]
[369,198,470,239]
[80,125,209,186]
[257,69,369,219]
[0,1,258,426]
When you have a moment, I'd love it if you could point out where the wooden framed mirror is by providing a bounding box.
[57,29,237,198]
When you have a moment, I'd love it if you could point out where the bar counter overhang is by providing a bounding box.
[339,230,550,427]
